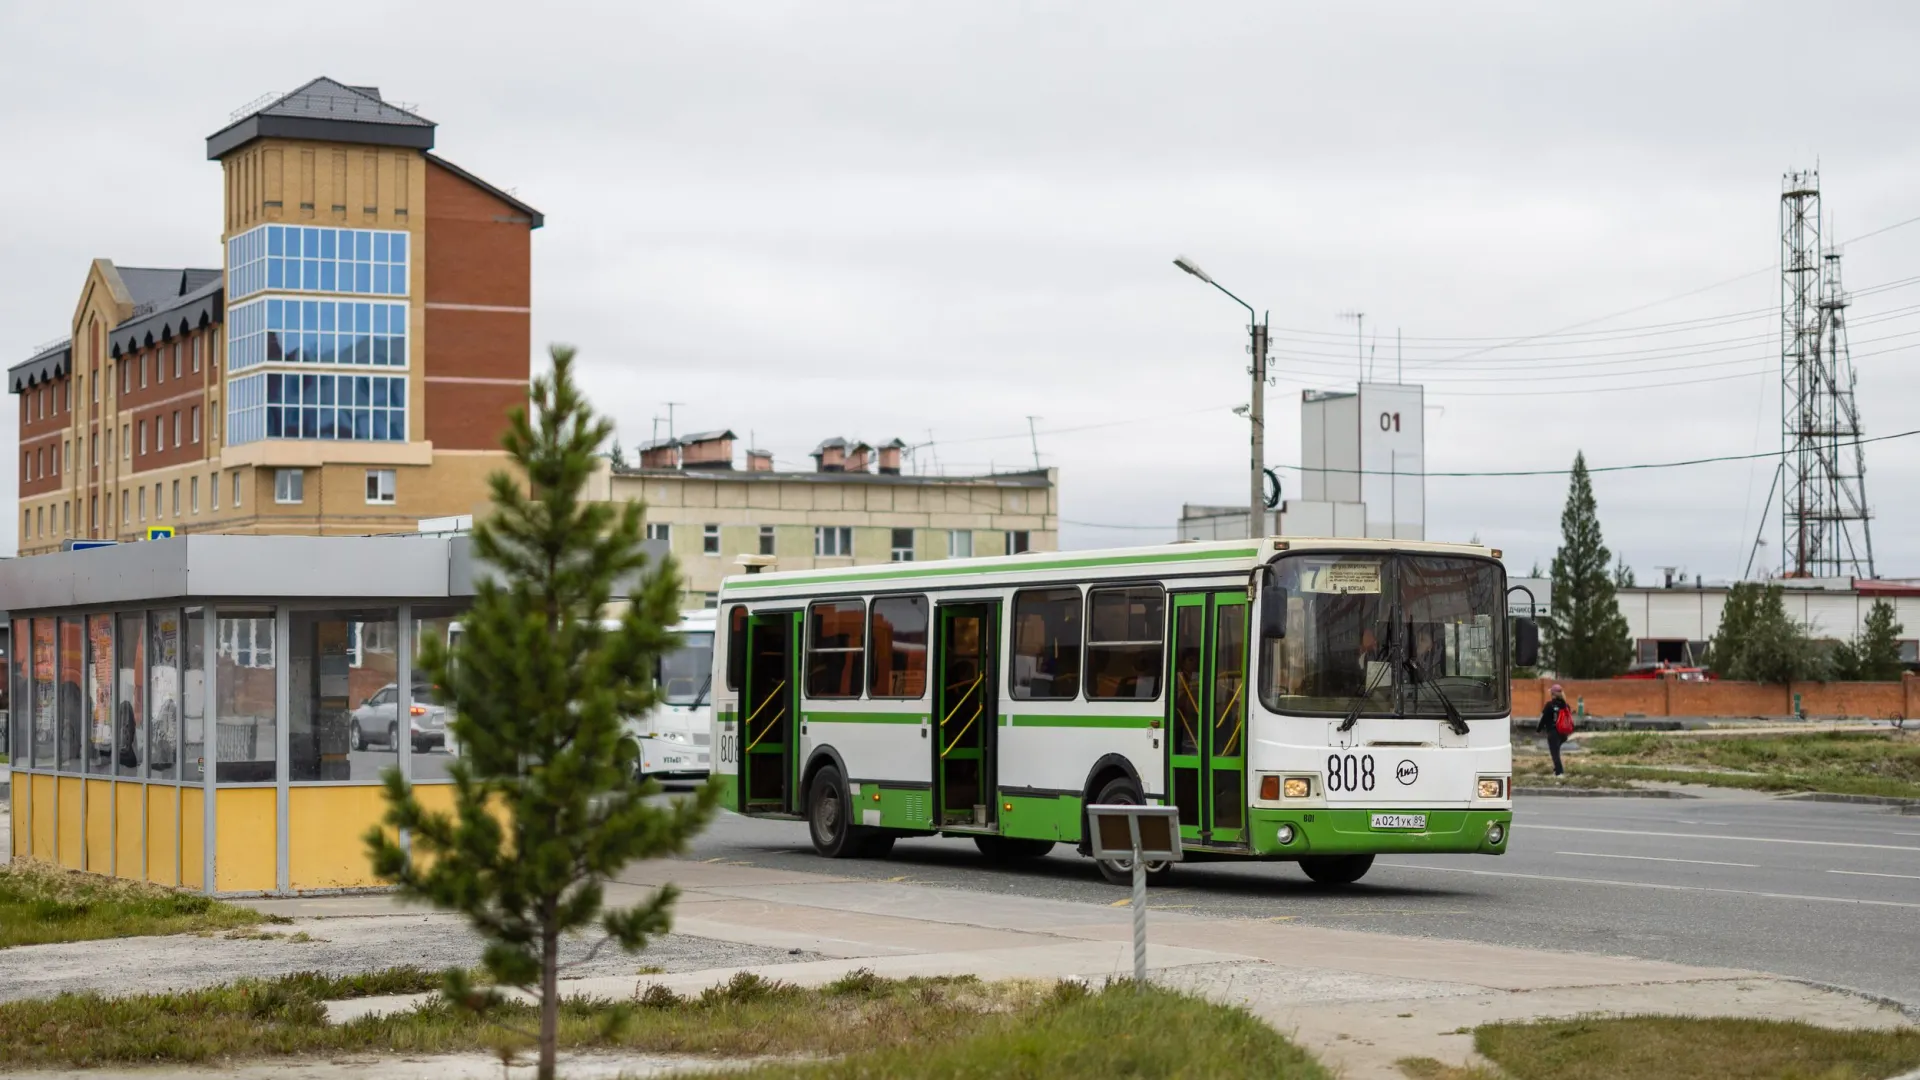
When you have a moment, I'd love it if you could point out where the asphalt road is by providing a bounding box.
[676,788,1920,1008]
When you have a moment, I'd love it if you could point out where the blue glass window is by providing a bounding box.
[224,372,409,447]
[225,223,410,301]
[225,298,408,374]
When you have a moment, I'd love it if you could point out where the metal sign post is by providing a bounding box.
[1085,803,1184,986]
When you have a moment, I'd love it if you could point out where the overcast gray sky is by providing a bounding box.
[5,1,1920,579]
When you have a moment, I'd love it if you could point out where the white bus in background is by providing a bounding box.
[627,609,715,782]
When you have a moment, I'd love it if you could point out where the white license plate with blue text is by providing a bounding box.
[1370,813,1426,830]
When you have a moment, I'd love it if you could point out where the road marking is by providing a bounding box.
[1523,824,1920,852]
[1828,869,1920,881]
[1556,851,1758,868]
[1378,862,1920,910]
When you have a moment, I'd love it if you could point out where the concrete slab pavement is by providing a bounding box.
[306,855,1913,1080]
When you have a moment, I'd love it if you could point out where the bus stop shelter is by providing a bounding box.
[1,534,499,895]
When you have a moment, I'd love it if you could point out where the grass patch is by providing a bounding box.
[0,862,270,948]
[706,981,1329,1079]
[1516,730,1920,799]
[0,969,1327,1078]
[1398,1058,1503,1080]
[1473,1015,1920,1079]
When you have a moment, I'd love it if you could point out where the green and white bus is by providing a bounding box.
[710,536,1535,886]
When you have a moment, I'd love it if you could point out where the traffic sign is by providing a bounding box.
[146,527,174,540]
[62,539,118,551]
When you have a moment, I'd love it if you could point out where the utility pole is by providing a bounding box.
[662,402,684,444]
[1025,416,1042,470]
[1340,311,1365,383]
[1174,255,1270,540]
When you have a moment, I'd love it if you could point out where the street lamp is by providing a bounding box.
[1173,255,1271,540]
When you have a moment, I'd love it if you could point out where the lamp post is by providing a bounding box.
[1174,256,1270,539]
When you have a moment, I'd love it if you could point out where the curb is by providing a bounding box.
[1777,791,1920,809]
[1513,786,1699,799]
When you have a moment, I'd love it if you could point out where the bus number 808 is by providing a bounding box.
[1326,753,1375,792]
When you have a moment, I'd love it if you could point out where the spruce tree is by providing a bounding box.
[1711,582,1825,684]
[1546,452,1634,677]
[367,346,718,1080]
[1856,599,1905,681]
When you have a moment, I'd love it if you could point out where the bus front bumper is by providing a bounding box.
[1248,807,1512,857]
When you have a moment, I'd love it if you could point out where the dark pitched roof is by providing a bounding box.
[680,429,737,443]
[208,77,436,159]
[8,341,71,392]
[424,153,544,229]
[107,274,223,358]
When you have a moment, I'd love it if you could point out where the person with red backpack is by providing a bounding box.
[1537,684,1574,776]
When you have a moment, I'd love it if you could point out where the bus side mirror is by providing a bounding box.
[1514,617,1539,668]
[1259,567,1287,639]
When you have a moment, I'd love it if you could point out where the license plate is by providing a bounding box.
[1371,813,1427,830]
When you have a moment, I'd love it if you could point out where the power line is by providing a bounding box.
[1267,426,1920,478]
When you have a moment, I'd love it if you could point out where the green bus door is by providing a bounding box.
[743,610,799,814]
[934,602,998,829]
[1166,592,1249,846]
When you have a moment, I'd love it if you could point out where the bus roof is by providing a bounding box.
[718,535,1499,601]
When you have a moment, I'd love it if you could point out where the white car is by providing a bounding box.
[349,683,450,753]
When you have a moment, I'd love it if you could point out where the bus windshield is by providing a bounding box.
[657,631,715,706]
[1258,553,1506,719]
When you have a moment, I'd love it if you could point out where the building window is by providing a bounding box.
[121,362,130,395]
[153,482,162,518]
[191,405,201,443]
[645,522,670,543]
[138,487,146,521]
[120,424,128,460]
[173,343,182,379]
[275,468,304,504]
[948,530,973,559]
[173,410,181,447]
[192,336,202,372]
[758,525,776,556]
[190,476,200,514]
[1007,530,1031,554]
[703,524,720,555]
[139,420,148,456]
[170,480,179,516]
[869,595,929,698]
[226,223,411,302]
[225,297,410,375]
[1010,587,1082,700]
[365,468,395,504]
[62,440,69,473]
[806,600,866,698]
[888,528,915,562]
[141,355,148,388]
[1085,586,1165,701]
[90,435,98,467]
[814,526,853,558]
[211,472,219,510]
[232,470,242,507]
[121,491,128,525]
[225,371,408,446]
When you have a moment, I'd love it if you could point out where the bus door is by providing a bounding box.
[743,609,799,814]
[1165,591,1249,846]
[934,602,999,829]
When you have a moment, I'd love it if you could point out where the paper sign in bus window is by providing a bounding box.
[1298,562,1382,595]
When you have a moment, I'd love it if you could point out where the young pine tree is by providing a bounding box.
[1856,599,1906,681]
[1546,452,1634,678]
[1711,582,1825,684]
[367,346,719,1080]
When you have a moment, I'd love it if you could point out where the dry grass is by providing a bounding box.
[1473,1014,1920,1079]
[1514,729,1920,798]
[1398,1057,1504,1080]
[0,861,271,948]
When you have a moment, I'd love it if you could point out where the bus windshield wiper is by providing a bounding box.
[1336,621,1392,733]
[1404,657,1469,736]
[691,673,713,709]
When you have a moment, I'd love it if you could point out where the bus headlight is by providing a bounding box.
[1487,822,1506,845]
[1478,778,1505,800]
[658,731,690,744]
[1277,824,1296,845]
[1283,777,1312,799]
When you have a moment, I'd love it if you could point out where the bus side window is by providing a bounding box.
[1085,585,1164,701]
[1010,587,1081,701]
[724,604,748,692]
[869,596,929,699]
[806,599,866,699]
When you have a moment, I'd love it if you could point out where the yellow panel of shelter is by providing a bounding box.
[146,787,179,887]
[85,779,115,874]
[57,778,83,870]
[289,786,391,890]
[408,783,458,875]
[216,788,277,894]
[115,782,145,880]
[8,783,26,858]
[31,774,56,861]
[181,788,206,891]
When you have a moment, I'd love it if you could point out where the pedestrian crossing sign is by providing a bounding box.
[146,527,174,540]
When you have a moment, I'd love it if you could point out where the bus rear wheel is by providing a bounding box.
[1299,854,1374,885]
[1089,776,1174,887]
[975,835,1055,862]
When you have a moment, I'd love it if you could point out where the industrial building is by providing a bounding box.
[603,431,1058,609]
[10,78,538,555]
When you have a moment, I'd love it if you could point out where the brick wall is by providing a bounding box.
[422,158,530,452]
[1513,675,1918,719]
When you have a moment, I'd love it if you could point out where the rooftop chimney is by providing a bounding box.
[845,442,873,474]
[639,438,680,470]
[679,429,737,470]
[746,448,774,472]
[812,437,848,473]
[878,438,905,475]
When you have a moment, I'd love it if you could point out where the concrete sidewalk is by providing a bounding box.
[253,858,1915,1080]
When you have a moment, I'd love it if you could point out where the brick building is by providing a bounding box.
[10,78,539,554]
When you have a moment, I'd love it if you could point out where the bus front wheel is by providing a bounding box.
[1299,854,1374,886]
[808,765,890,859]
